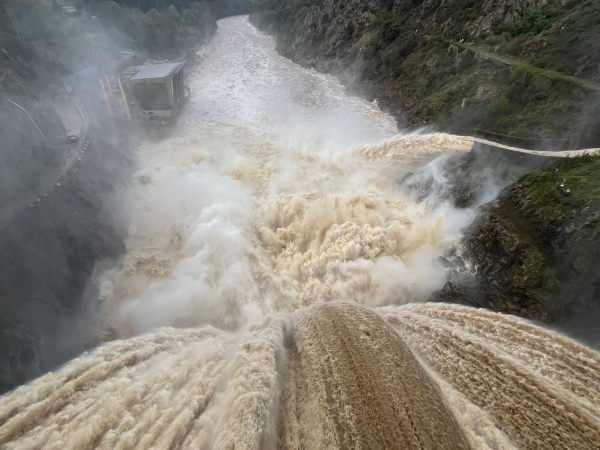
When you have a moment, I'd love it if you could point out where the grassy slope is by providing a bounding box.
[367,0,600,139]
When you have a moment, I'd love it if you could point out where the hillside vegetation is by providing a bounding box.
[251,0,600,141]
[434,154,600,345]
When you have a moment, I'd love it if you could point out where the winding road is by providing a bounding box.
[0,50,135,231]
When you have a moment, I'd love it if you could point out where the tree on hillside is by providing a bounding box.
[96,1,122,27]
[89,0,217,56]
[141,8,178,51]
[504,8,549,36]
[166,4,181,23]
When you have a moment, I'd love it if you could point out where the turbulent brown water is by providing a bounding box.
[2,304,599,449]
[2,16,599,449]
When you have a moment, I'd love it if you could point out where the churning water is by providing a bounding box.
[102,16,477,336]
[1,16,599,450]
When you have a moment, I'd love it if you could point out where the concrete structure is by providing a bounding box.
[100,61,189,127]
[121,61,187,119]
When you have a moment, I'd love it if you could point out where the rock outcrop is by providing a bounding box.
[433,155,600,345]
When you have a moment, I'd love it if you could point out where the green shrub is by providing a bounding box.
[488,96,510,114]
[375,7,390,24]
[485,34,505,45]
[457,49,474,72]
[504,8,549,36]
[380,19,403,44]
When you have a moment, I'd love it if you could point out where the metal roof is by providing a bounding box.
[129,61,186,81]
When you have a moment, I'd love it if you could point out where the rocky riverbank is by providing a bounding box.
[432,154,600,346]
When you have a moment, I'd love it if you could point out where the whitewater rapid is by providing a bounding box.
[2,16,599,450]
[100,16,475,336]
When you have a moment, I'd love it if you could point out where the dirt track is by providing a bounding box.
[279,302,469,449]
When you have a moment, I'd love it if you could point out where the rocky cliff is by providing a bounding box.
[433,154,600,346]
[251,0,600,140]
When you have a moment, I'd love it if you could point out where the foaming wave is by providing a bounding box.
[103,19,482,337]
[0,319,288,450]
[258,192,451,308]
[382,303,600,449]
[108,170,261,336]
[360,132,473,161]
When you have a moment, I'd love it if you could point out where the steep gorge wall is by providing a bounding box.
[433,154,600,346]
[0,121,134,394]
[251,0,600,139]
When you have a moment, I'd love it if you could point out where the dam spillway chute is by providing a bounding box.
[0,303,599,449]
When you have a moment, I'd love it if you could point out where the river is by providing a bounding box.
[100,16,475,337]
